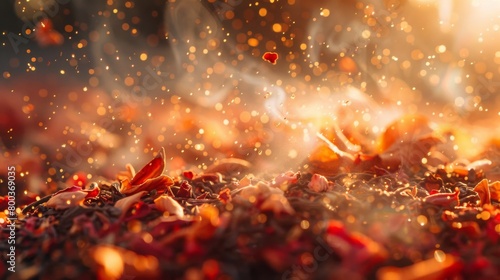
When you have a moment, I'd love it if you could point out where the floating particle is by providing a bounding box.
[262,52,279,65]
[35,19,64,47]
[338,57,357,73]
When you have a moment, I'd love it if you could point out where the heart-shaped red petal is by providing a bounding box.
[262,52,279,64]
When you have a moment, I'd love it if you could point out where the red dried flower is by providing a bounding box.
[176,181,193,198]
[217,188,231,204]
[119,148,174,195]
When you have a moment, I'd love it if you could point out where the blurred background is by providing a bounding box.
[2,0,500,196]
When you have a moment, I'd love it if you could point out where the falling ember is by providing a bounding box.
[34,19,64,47]
[338,57,358,73]
[262,52,279,65]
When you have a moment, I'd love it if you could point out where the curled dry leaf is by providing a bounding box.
[115,191,147,218]
[377,114,433,153]
[131,148,166,185]
[46,186,100,210]
[238,175,253,188]
[307,144,354,175]
[46,191,88,210]
[467,159,492,171]
[423,190,460,208]
[308,174,332,192]
[473,179,491,206]
[489,181,500,202]
[192,173,223,184]
[204,158,252,175]
[120,148,174,195]
[154,195,184,218]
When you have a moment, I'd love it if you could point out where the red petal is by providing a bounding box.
[423,190,460,208]
[176,181,192,198]
[217,188,231,204]
[115,191,147,217]
[130,148,166,186]
[183,170,195,180]
[262,52,279,64]
[53,185,82,195]
[85,187,100,198]
[121,175,174,195]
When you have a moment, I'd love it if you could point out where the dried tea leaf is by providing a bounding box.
[238,175,253,188]
[489,181,500,202]
[46,191,88,210]
[46,186,100,210]
[154,195,184,218]
[115,191,147,217]
[473,179,491,205]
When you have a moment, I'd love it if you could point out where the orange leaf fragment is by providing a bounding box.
[489,181,500,202]
[473,179,491,205]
